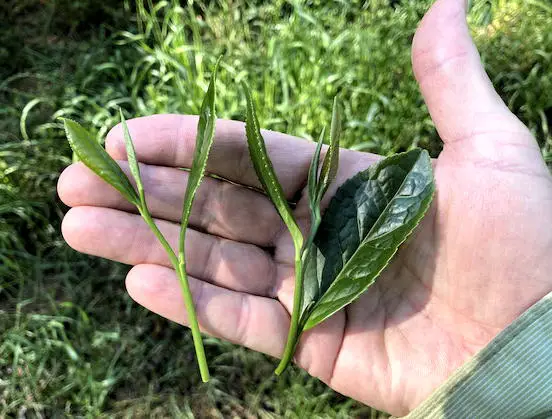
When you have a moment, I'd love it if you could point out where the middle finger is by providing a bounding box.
[58,161,283,246]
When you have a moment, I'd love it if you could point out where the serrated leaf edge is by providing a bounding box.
[302,149,435,329]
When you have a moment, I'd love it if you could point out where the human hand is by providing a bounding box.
[57,0,552,415]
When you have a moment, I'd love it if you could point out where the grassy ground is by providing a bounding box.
[1,0,551,417]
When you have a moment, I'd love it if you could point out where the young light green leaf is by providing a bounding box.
[308,127,325,214]
[179,57,220,235]
[243,81,305,376]
[316,97,341,202]
[119,109,146,204]
[243,82,303,249]
[300,148,434,330]
[177,57,221,383]
[62,118,139,206]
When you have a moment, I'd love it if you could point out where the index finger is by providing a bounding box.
[106,115,315,199]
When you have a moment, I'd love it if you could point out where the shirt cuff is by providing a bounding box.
[403,291,552,418]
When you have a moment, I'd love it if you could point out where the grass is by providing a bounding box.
[1,0,551,416]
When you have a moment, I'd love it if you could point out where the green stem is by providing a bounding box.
[138,207,210,382]
[275,211,322,375]
[138,207,179,268]
[178,260,210,382]
[302,212,321,266]
[275,244,304,375]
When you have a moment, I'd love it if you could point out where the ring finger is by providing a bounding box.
[62,206,279,297]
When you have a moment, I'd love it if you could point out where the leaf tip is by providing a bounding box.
[213,54,223,73]
[60,118,84,145]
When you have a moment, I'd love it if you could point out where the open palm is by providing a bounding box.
[58,0,552,415]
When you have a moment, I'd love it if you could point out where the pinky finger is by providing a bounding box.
[125,264,289,358]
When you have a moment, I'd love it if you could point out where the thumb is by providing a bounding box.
[412,0,537,152]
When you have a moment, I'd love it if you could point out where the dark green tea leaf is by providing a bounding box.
[119,109,146,203]
[62,118,139,206]
[301,149,434,330]
[243,82,303,249]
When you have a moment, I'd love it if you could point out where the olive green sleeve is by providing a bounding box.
[403,292,552,419]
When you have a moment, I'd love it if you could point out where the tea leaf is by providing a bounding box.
[316,97,341,202]
[177,57,221,383]
[179,57,220,238]
[62,118,139,206]
[306,97,342,242]
[119,109,146,204]
[308,127,325,220]
[301,149,434,330]
[244,81,306,375]
[273,98,343,374]
[243,82,303,249]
